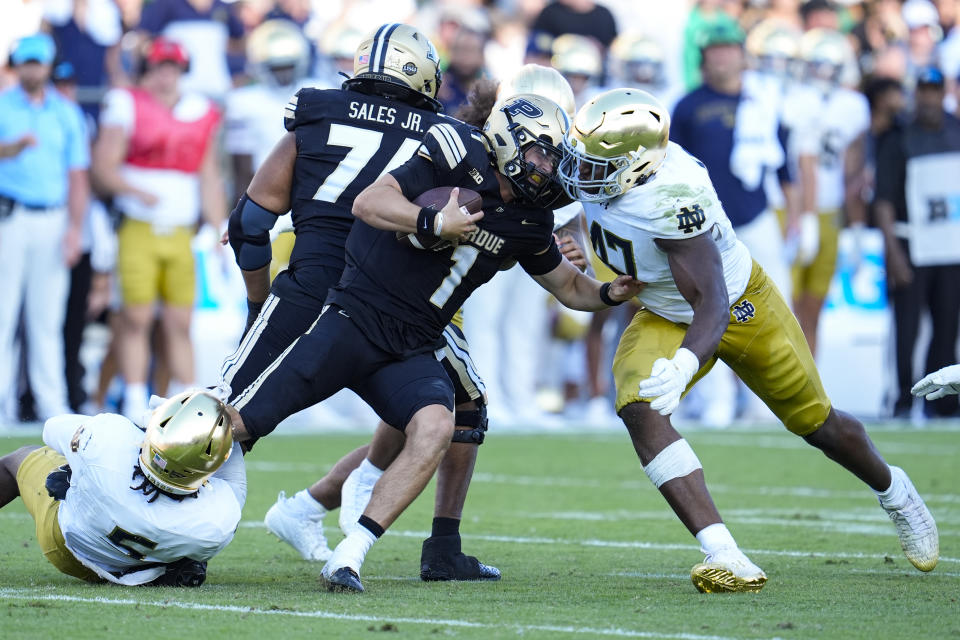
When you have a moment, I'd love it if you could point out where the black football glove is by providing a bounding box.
[149,557,208,587]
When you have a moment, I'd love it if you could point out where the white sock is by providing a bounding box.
[358,458,385,482]
[695,523,738,556]
[334,527,378,573]
[292,489,326,517]
[123,383,148,421]
[874,465,909,510]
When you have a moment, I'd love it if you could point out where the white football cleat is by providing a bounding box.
[264,491,332,562]
[339,467,376,536]
[880,467,939,572]
[690,548,767,593]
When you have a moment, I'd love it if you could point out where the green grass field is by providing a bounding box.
[1,426,957,639]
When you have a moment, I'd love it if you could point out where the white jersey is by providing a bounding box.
[813,87,869,210]
[582,142,753,324]
[765,81,823,210]
[42,413,245,585]
[224,81,322,170]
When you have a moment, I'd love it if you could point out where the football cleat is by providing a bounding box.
[690,549,767,593]
[323,566,364,593]
[880,466,939,572]
[339,467,376,536]
[264,491,332,562]
[420,534,502,581]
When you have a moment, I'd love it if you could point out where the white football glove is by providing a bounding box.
[636,348,700,416]
[797,212,819,266]
[911,364,960,401]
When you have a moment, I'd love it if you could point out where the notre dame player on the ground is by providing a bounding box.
[222,24,500,580]
[227,92,643,592]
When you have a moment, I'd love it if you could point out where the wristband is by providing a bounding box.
[417,207,439,237]
[599,282,624,306]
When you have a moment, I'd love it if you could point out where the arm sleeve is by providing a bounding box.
[519,241,563,276]
[211,442,247,507]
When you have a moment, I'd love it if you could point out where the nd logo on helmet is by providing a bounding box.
[504,98,543,119]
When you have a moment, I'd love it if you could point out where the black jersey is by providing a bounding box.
[279,86,448,300]
[327,119,564,357]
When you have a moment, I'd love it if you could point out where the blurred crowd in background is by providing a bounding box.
[1,0,958,431]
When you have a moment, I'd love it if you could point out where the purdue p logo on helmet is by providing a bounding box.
[352,23,442,101]
[558,88,670,204]
[139,391,233,495]
[483,93,569,208]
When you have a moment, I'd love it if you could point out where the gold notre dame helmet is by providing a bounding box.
[610,33,665,85]
[559,88,670,204]
[746,20,801,77]
[551,33,603,79]
[139,391,233,495]
[352,23,442,100]
[246,19,310,86]
[496,64,576,119]
[800,28,857,87]
[483,93,569,207]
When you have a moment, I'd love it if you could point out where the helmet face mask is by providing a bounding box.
[558,88,670,204]
[138,391,233,496]
[484,94,569,208]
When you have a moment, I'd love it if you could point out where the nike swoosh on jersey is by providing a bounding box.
[521,220,538,225]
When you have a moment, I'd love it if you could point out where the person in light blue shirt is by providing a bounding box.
[0,33,90,423]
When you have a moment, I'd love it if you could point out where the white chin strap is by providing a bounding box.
[642,439,702,488]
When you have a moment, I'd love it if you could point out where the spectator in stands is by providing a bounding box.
[91,38,225,422]
[437,23,490,115]
[0,34,89,423]
[531,0,618,52]
[42,0,124,120]
[873,66,960,419]
[137,0,245,101]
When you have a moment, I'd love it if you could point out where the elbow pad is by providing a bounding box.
[227,194,280,271]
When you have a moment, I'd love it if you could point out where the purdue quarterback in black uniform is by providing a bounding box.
[227,91,643,592]
[223,24,499,580]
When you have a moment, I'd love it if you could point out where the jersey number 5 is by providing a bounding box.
[108,526,158,560]
[312,124,420,203]
[589,221,637,278]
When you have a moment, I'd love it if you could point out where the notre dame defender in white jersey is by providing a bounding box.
[0,391,244,586]
[558,88,939,593]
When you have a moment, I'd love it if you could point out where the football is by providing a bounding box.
[397,186,483,250]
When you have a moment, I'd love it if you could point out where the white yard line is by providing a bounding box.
[245,522,960,565]
[0,589,768,640]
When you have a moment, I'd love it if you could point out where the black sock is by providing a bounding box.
[357,515,385,538]
[432,517,460,537]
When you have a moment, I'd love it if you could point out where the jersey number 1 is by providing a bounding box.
[313,124,420,203]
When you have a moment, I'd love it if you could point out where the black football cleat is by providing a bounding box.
[324,567,364,593]
[420,534,502,582]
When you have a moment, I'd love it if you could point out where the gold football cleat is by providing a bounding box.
[690,553,768,593]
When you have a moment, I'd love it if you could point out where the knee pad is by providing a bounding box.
[452,402,487,445]
[642,439,702,488]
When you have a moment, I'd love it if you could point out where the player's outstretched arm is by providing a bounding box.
[533,257,642,311]
[354,177,482,242]
[911,364,960,400]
